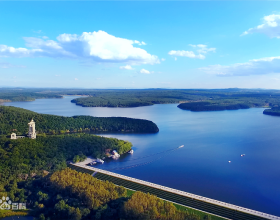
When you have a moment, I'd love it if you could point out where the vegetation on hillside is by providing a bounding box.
[0,106,159,135]
[25,168,203,220]
[0,134,131,199]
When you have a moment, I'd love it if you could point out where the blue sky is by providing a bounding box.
[1,1,280,89]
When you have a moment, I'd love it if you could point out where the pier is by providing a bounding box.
[68,163,280,220]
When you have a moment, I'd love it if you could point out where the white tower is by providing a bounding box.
[28,119,36,139]
[11,133,17,139]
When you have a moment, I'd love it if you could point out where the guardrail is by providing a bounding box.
[71,163,279,220]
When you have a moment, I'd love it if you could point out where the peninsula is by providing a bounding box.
[0,106,159,135]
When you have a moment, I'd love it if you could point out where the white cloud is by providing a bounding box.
[140,69,151,74]
[134,40,146,46]
[0,45,42,58]
[74,78,78,80]
[168,50,205,59]
[242,14,280,38]
[161,58,166,61]
[0,31,159,65]
[120,65,133,70]
[189,44,216,54]
[200,56,280,76]
[169,44,215,60]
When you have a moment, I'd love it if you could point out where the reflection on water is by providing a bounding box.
[4,96,280,216]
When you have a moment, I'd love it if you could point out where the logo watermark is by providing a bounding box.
[0,196,26,210]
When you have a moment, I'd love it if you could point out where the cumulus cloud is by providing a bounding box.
[140,69,151,74]
[0,31,159,65]
[200,56,280,76]
[242,14,280,38]
[168,44,215,60]
[120,65,133,70]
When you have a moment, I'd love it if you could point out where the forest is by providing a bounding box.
[0,167,203,220]
[263,107,280,116]
[64,88,280,110]
[2,88,280,110]
[177,102,250,111]
[0,133,132,194]
[0,106,159,135]
[0,88,62,102]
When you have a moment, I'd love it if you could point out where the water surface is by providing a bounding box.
[4,96,280,216]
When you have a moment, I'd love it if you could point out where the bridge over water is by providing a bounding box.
[68,163,279,220]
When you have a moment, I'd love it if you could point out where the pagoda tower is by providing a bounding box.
[28,119,36,139]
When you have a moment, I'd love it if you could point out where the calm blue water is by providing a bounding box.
[4,96,280,216]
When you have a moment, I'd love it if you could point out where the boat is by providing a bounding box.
[128,149,134,154]
[178,145,184,148]
[228,161,231,163]
[96,158,104,164]
[241,154,245,157]
[112,154,120,159]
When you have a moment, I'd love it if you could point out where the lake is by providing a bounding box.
[4,96,280,216]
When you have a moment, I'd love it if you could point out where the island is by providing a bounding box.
[177,101,250,111]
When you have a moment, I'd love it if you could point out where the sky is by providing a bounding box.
[1,1,280,89]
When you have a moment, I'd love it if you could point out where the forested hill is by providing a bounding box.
[2,88,280,109]
[70,89,280,108]
[0,106,159,135]
[0,88,62,102]
[263,107,280,116]
[177,102,250,111]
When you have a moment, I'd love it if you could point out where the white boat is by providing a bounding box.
[112,154,120,159]
[178,145,184,148]
[241,154,245,157]
[228,161,231,163]
[96,158,104,163]
[128,149,134,154]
